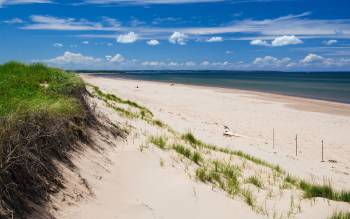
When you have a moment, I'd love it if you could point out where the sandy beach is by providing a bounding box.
[46,74,350,219]
[83,75,350,189]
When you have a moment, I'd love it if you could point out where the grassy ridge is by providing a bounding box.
[0,62,92,218]
[0,61,84,117]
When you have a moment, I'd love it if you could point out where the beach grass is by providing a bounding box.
[0,62,95,218]
[328,211,350,219]
[245,176,263,188]
[299,180,350,203]
[0,61,84,117]
[150,135,167,149]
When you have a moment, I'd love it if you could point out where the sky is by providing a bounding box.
[1,0,350,71]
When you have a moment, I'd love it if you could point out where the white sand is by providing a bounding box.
[45,75,350,219]
[82,75,350,190]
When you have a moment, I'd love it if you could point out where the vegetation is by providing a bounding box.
[245,176,263,188]
[150,135,167,149]
[172,144,203,164]
[299,180,350,203]
[328,211,350,219]
[0,62,94,218]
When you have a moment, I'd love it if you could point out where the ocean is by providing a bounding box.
[84,70,350,104]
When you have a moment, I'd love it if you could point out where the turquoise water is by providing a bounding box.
[86,70,350,104]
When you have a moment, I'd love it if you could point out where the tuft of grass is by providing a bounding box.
[196,167,210,182]
[150,135,167,149]
[328,211,350,219]
[241,188,256,207]
[245,176,263,188]
[192,152,203,164]
[182,132,205,147]
[173,144,202,164]
[152,119,165,128]
[299,180,350,203]
[173,144,191,158]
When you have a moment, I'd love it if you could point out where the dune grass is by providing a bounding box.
[329,211,350,219]
[172,144,203,164]
[299,180,350,203]
[245,176,263,188]
[0,62,84,117]
[150,135,167,149]
[0,62,94,218]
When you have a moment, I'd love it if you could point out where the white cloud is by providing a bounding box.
[253,56,292,67]
[20,13,350,43]
[226,50,233,54]
[250,39,270,46]
[46,51,101,64]
[82,0,224,5]
[200,61,210,66]
[300,53,324,63]
[206,36,223,42]
[169,32,187,45]
[116,31,138,43]
[82,41,89,44]
[250,35,303,47]
[106,54,124,63]
[271,35,303,47]
[0,0,51,7]
[22,15,119,31]
[142,61,166,67]
[53,43,63,48]
[147,39,159,46]
[168,62,179,66]
[185,61,196,66]
[3,18,23,24]
[323,39,338,46]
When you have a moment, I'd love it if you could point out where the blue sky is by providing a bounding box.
[1,0,350,71]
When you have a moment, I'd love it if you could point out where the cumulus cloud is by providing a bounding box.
[250,39,270,46]
[116,31,138,43]
[142,61,166,67]
[271,35,303,47]
[323,39,337,46]
[206,36,223,42]
[201,61,210,66]
[46,51,101,64]
[253,56,292,67]
[106,54,124,63]
[53,43,63,48]
[250,35,303,47]
[300,53,324,63]
[82,41,89,44]
[147,39,159,46]
[185,61,196,66]
[169,32,187,45]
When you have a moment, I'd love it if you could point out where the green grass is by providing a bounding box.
[0,62,92,218]
[173,144,203,164]
[245,176,263,188]
[91,85,153,118]
[181,132,284,174]
[241,188,256,207]
[299,180,350,203]
[0,62,84,117]
[150,135,167,149]
[328,211,350,219]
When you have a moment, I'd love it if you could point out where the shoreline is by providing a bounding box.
[83,73,350,117]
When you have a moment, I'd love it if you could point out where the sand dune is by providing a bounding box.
[46,75,350,219]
